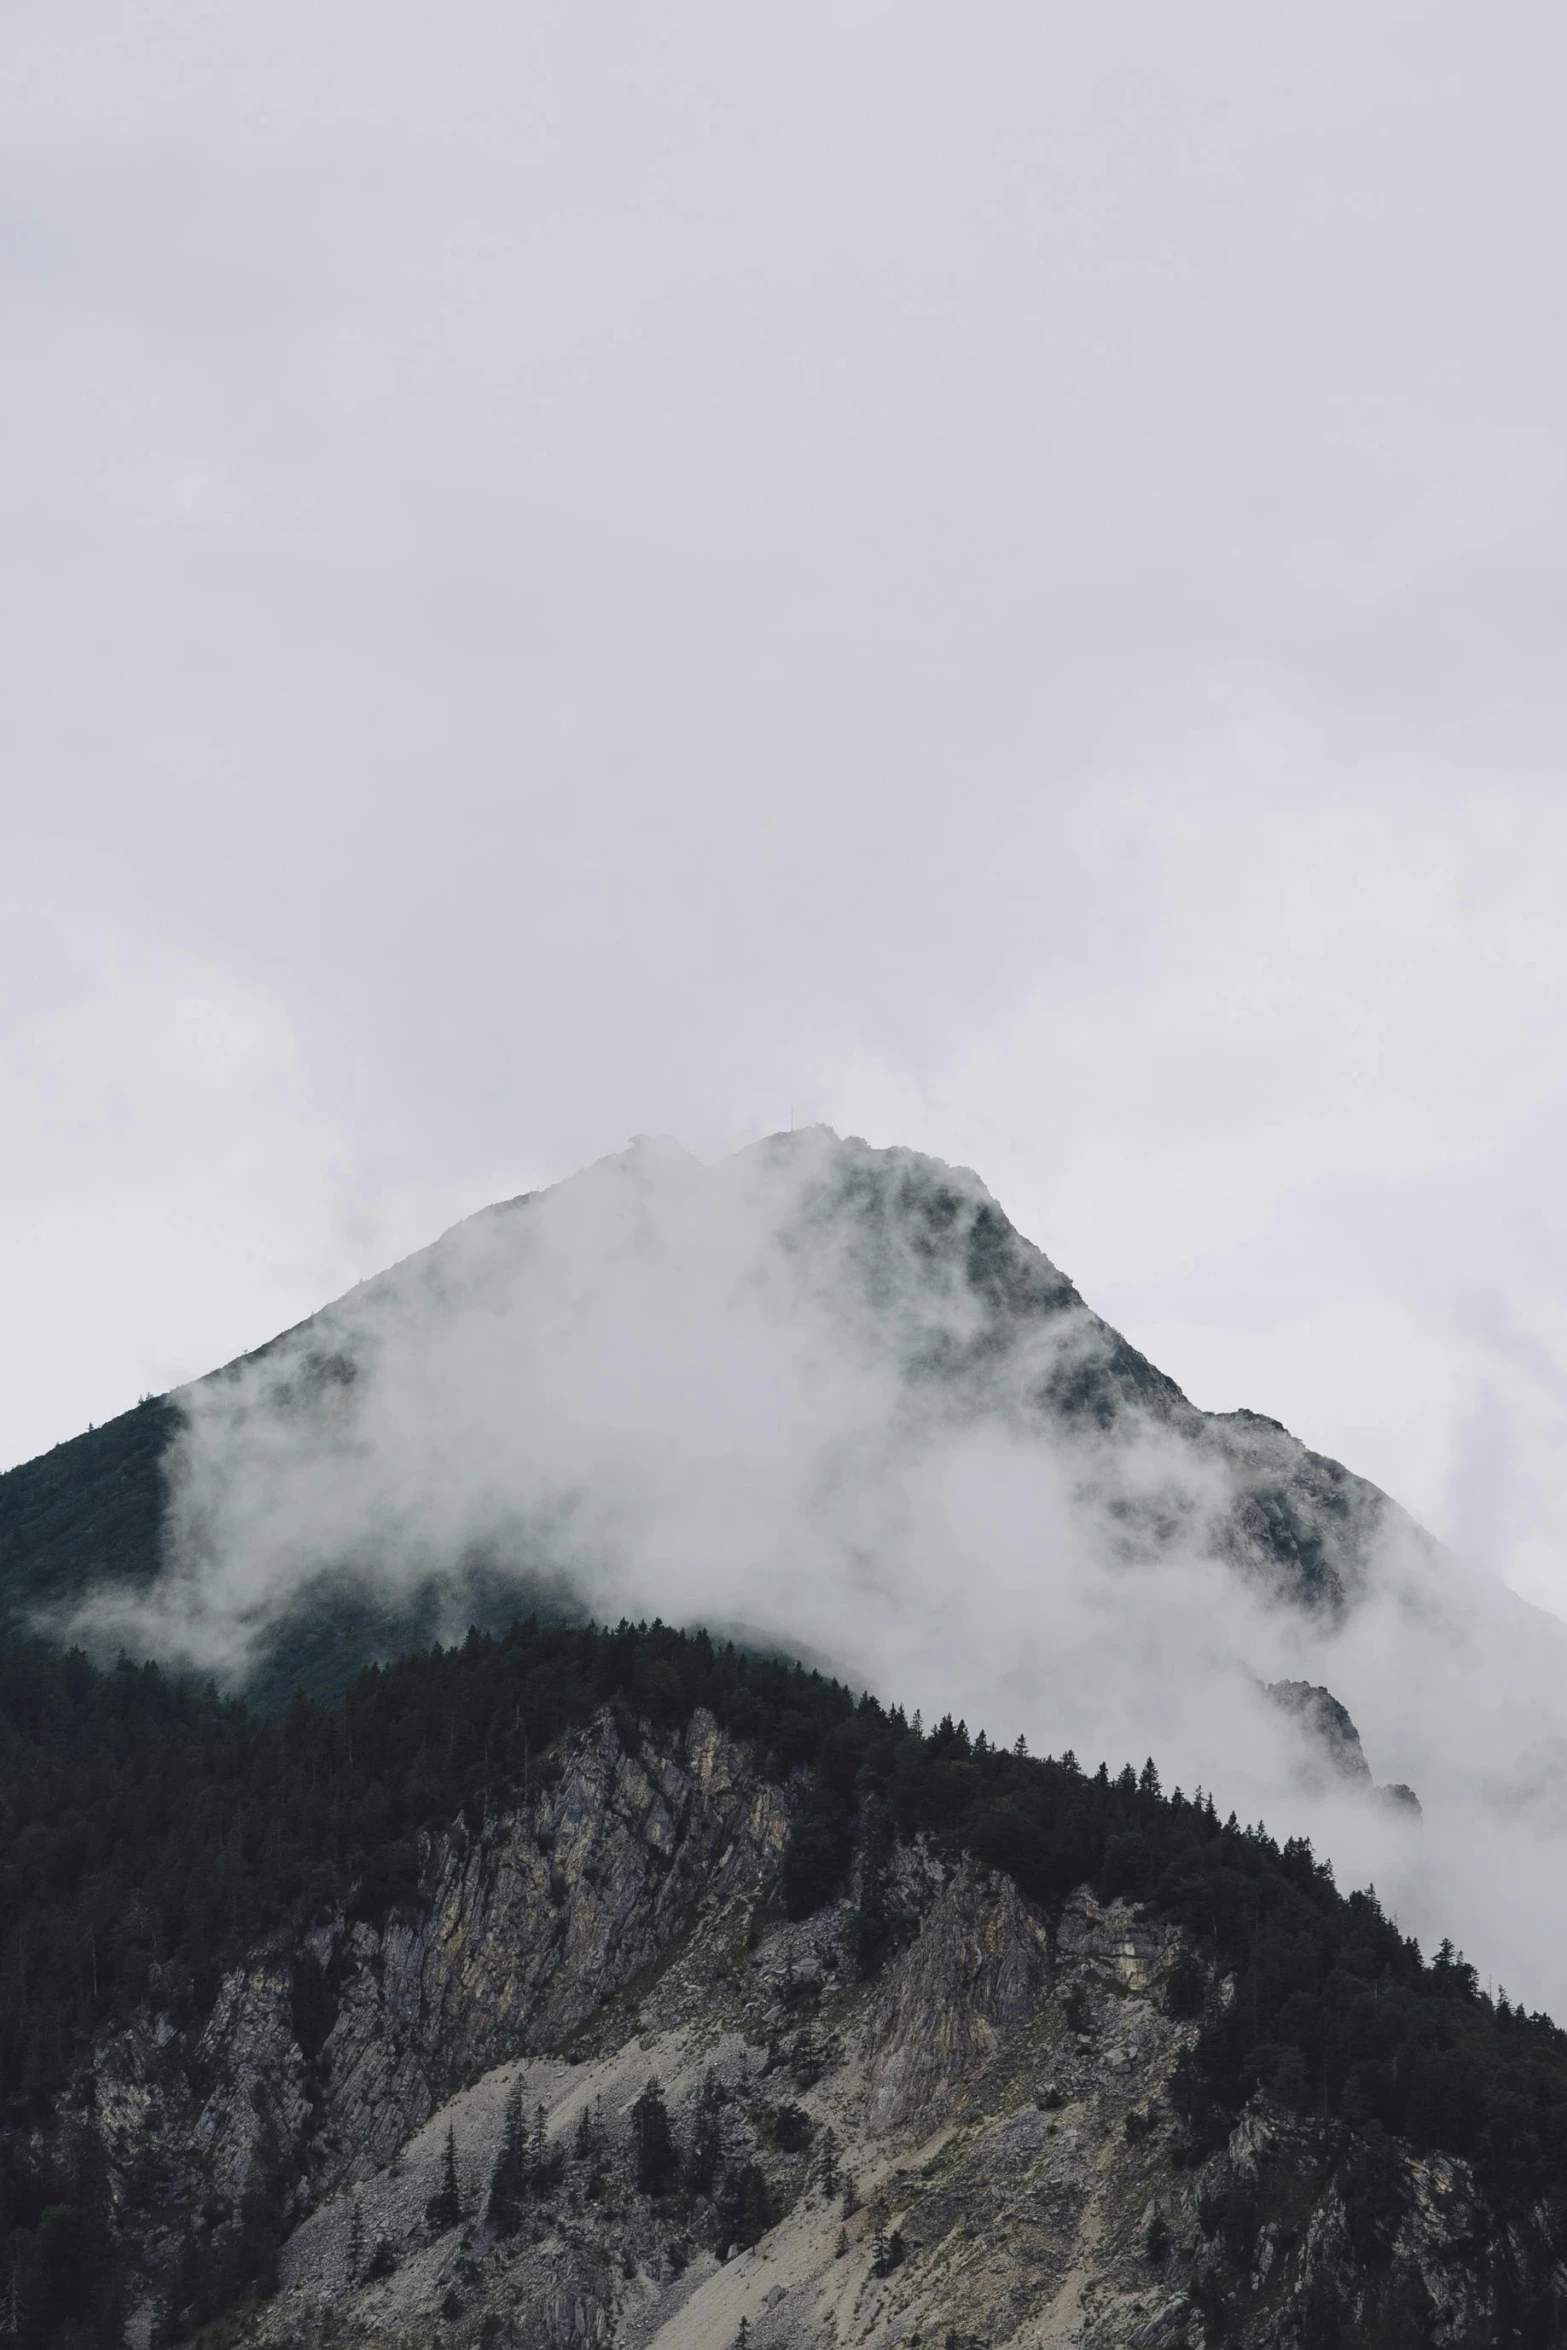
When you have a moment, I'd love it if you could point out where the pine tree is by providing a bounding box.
[527,2100,563,2192]
[632,2078,679,2197]
[869,2206,904,2277]
[488,2083,528,2235]
[715,2162,772,2252]
[425,2123,462,2233]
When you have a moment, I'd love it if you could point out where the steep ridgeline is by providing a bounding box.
[5,1623,1567,2350]
[0,1130,1411,1698]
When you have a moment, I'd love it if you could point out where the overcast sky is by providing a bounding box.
[6,0,1567,1613]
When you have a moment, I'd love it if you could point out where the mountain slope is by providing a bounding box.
[6,1621,1563,2350]
[0,1396,176,1629]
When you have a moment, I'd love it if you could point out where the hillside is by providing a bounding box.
[5,1619,1565,2350]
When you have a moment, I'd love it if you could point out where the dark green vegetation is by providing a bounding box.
[0,1619,860,2104]
[0,1398,175,1631]
[0,1392,578,1713]
[5,1617,1567,2343]
[789,1711,1567,2213]
[0,2130,122,2350]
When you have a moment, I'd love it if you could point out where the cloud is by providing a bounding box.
[65,1128,1567,2018]
[820,765,1567,1617]
[0,884,517,1472]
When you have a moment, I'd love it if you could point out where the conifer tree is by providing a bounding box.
[425,2123,462,2233]
[632,2078,679,2197]
[526,2100,564,2192]
[488,2083,528,2234]
[715,2162,772,2251]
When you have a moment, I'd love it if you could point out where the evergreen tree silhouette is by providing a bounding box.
[425,2124,462,2233]
[632,2078,679,2197]
[487,2083,529,2235]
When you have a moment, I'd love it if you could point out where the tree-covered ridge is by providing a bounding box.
[788,1707,1567,2207]
[0,1619,859,2102]
[3,1617,1567,2251]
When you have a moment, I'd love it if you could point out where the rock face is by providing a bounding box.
[1266,1679,1423,1815]
[307,1708,789,2181]
[863,1866,1050,2133]
[46,1702,1526,2350]
[1266,1682,1374,1788]
[84,1708,789,2236]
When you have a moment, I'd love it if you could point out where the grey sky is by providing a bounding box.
[5,0,1567,1611]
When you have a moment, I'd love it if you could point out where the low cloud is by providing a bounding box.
[66,1128,1567,2018]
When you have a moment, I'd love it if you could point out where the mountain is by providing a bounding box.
[6,1128,1567,2010]
[8,1134,1567,2346]
[0,1127,1405,1664]
[5,1621,1563,2350]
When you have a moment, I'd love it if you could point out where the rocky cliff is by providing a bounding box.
[39,1701,1541,2350]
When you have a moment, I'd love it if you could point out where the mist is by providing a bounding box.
[66,1128,1567,2017]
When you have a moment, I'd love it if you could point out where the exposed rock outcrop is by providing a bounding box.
[84,1706,789,2230]
[1266,1678,1422,1815]
[47,1702,1523,2350]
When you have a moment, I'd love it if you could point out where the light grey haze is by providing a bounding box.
[5,10,1567,1609]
